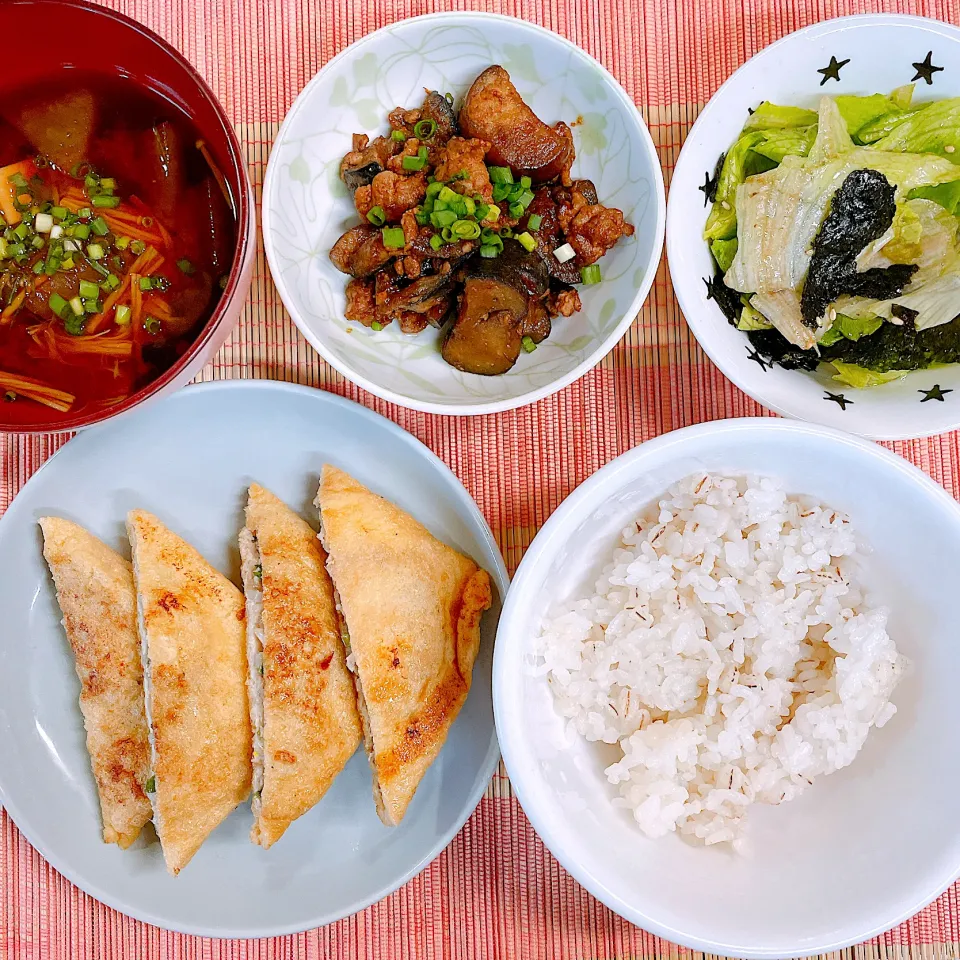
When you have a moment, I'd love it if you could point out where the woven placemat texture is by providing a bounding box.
[3,1,960,957]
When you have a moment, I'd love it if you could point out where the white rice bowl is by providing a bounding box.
[538,473,906,848]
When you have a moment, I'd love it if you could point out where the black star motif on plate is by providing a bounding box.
[912,51,944,85]
[699,169,717,206]
[919,384,952,402]
[746,348,768,371]
[824,391,853,410]
[817,56,850,85]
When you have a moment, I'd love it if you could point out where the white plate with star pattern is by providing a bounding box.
[668,14,960,440]
[262,12,665,415]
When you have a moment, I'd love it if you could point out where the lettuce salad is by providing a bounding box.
[704,86,960,387]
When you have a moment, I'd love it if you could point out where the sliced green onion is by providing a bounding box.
[64,312,86,335]
[48,293,68,318]
[129,239,145,255]
[139,276,153,291]
[479,244,500,258]
[413,118,438,140]
[417,146,429,161]
[519,175,532,189]
[100,177,116,192]
[516,231,536,252]
[50,205,67,220]
[452,219,481,240]
[92,195,120,209]
[380,226,406,249]
[438,186,459,205]
[500,227,514,239]
[79,279,100,299]
[78,207,92,219]
[527,213,543,231]
[414,210,429,226]
[474,202,490,221]
[86,243,105,260]
[115,235,129,250]
[492,183,511,202]
[12,222,29,241]
[5,242,24,258]
[517,189,535,209]
[426,180,444,198]
[32,260,44,275]
[521,335,537,352]
[71,223,91,240]
[145,776,155,793]
[440,225,456,243]
[429,233,444,251]
[580,263,601,285]
[115,304,131,325]
[391,129,407,142]
[430,209,457,228]
[553,242,575,263]
[143,316,162,335]
[176,258,194,275]
[371,320,384,331]
[401,154,426,172]
[91,216,110,236]
[84,298,102,314]
[366,205,386,227]
[69,296,84,316]
[103,273,120,291]
[483,205,500,223]
[34,212,53,234]
[462,196,476,217]
[488,166,513,184]
[9,172,28,190]
[60,256,74,270]
[30,235,44,250]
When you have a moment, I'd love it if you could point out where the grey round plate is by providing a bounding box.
[0,380,506,936]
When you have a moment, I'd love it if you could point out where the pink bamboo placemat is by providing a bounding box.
[4,1,960,957]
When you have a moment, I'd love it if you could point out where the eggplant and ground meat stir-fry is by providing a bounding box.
[329,65,634,375]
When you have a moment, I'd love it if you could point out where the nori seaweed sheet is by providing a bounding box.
[800,169,917,327]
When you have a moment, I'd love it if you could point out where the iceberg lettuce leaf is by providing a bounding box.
[752,126,816,163]
[835,94,902,140]
[830,361,909,387]
[704,132,767,241]
[710,237,738,272]
[873,98,960,163]
[908,179,960,215]
[743,101,818,131]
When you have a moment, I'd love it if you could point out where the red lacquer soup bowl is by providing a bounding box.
[0,0,255,433]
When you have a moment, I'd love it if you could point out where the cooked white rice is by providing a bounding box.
[537,473,906,847]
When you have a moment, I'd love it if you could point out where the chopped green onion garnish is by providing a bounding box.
[253,564,262,578]
[438,186,459,205]
[479,244,499,258]
[86,243,105,260]
[100,177,116,192]
[9,172,28,190]
[527,213,543,231]
[64,312,86,335]
[500,227,514,239]
[84,299,102,314]
[49,293,68,318]
[517,189,535,209]
[429,233,444,251]
[580,263,601,285]
[12,222,29,241]
[413,118,438,140]
[175,257,194,276]
[30,235,44,250]
[32,260,44,275]
[92,195,120,208]
[488,166,513,185]
[380,226,405,249]
[139,276,153,291]
[431,209,457,228]
[103,273,120,291]
[49,205,67,221]
[69,296,84,316]
[417,145,428,160]
[519,175,532,189]
[509,202,524,218]
[34,212,53,234]
[115,235,130,250]
[426,180,444,198]
[71,223,91,240]
[145,776,156,793]
[440,225,456,244]
[391,129,407,142]
[78,207,91,219]
[462,196,476,217]
[401,154,426,172]
[521,335,537,353]
[143,316,162,335]
[452,219,481,240]
[483,205,500,223]
[492,183,511,202]
[516,231,536,253]
[5,242,24,258]
[60,256,74,270]
[474,203,489,221]
[366,205,386,227]
[371,320,384,331]
[79,279,100,299]
[91,216,110,236]
[130,239,145,255]
[415,210,428,226]
[115,304,131,325]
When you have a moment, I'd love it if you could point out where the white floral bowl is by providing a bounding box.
[263,12,665,415]
[668,14,960,440]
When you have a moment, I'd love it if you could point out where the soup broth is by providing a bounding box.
[0,72,236,425]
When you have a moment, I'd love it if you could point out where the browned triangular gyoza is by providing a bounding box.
[40,517,152,849]
[127,510,251,875]
[316,465,492,826]
[239,484,361,849]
